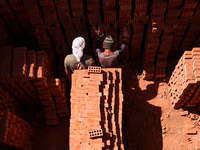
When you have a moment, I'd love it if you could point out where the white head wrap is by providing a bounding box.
[72,37,85,62]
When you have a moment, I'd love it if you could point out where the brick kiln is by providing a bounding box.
[0,0,200,149]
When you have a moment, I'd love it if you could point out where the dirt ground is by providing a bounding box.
[32,68,200,150]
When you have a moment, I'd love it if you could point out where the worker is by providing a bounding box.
[95,26,129,68]
[64,37,95,80]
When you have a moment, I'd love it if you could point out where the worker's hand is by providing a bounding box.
[95,27,104,39]
[95,27,101,36]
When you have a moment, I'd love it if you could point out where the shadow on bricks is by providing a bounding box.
[100,70,123,149]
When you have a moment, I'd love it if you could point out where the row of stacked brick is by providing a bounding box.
[143,0,167,80]
[168,47,200,109]
[143,0,200,80]
[0,46,69,125]
[103,0,116,24]
[170,0,199,58]
[119,0,131,21]
[70,67,123,149]
[0,83,23,117]
[87,0,101,25]
[0,110,35,150]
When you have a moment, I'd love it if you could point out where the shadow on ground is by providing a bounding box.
[122,68,163,150]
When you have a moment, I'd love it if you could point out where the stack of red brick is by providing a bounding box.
[103,0,116,24]
[143,0,167,80]
[0,84,23,117]
[169,47,200,109]
[171,0,199,57]
[23,0,43,27]
[143,23,160,80]
[130,0,149,63]
[87,0,101,25]
[131,23,144,61]
[57,0,77,48]
[1,0,200,81]
[0,46,69,125]
[166,0,182,57]
[70,67,123,149]
[153,1,172,79]
[134,0,148,16]
[0,110,35,150]
[119,0,131,21]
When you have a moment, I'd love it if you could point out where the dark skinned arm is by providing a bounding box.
[65,67,71,81]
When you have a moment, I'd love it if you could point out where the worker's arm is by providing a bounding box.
[95,40,101,53]
[117,26,128,53]
[65,67,71,81]
[117,41,127,53]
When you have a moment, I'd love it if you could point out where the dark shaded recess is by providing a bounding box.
[153,31,163,78]
[83,0,87,17]
[178,0,185,10]
[59,23,71,53]
[5,3,32,48]
[147,0,153,15]
[46,29,59,77]
[19,25,33,49]
[141,24,148,61]
[100,0,104,21]
[129,24,133,60]
[0,14,18,47]
[117,23,120,50]
[191,32,200,49]
[131,0,135,19]
[193,1,200,14]
[85,22,95,56]
[66,0,73,17]
[174,23,190,58]
[116,0,119,20]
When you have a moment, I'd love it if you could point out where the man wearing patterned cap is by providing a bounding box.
[95,27,128,68]
[64,37,95,80]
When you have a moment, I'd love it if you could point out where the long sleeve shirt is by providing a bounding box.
[95,40,126,68]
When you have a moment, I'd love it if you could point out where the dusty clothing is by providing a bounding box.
[95,40,126,68]
[64,54,95,73]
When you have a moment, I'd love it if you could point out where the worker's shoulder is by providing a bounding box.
[65,54,76,60]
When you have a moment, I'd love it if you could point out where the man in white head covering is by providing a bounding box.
[64,37,95,79]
